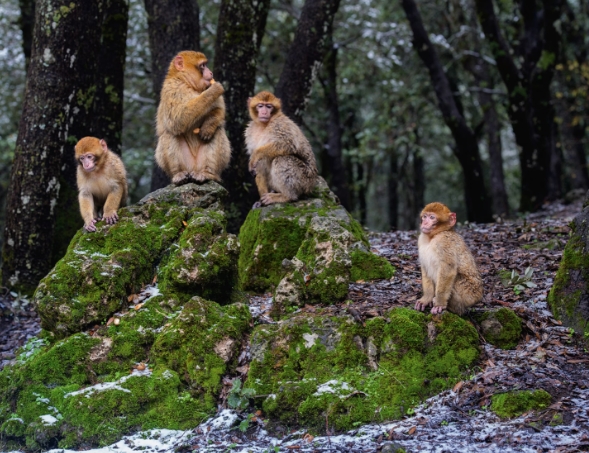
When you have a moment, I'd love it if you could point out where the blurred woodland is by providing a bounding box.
[0,0,587,292]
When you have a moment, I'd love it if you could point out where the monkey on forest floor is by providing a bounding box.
[75,137,128,232]
[245,91,318,207]
[155,51,231,185]
[415,202,483,315]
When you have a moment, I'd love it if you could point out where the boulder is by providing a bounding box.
[245,308,479,432]
[238,177,394,317]
[34,182,238,338]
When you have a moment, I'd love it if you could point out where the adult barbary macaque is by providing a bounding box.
[245,91,318,206]
[415,202,483,315]
[75,137,128,232]
[155,51,231,185]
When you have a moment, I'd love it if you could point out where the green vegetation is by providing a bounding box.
[491,389,551,418]
[245,308,479,433]
[475,308,522,350]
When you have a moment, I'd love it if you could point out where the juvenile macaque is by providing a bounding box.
[75,137,128,232]
[245,91,318,206]
[155,51,230,185]
[415,202,483,315]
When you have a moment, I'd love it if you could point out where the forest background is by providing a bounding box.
[0,0,587,294]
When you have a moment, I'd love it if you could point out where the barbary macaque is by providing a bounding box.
[245,91,318,206]
[415,202,483,315]
[155,51,231,185]
[75,137,128,232]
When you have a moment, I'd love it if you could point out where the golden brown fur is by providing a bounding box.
[155,51,231,185]
[75,137,128,232]
[244,91,317,206]
[416,202,483,315]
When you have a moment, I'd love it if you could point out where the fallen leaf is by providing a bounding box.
[453,381,464,392]
[134,303,143,310]
[408,426,417,435]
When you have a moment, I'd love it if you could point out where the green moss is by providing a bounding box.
[548,223,589,339]
[475,308,522,349]
[245,308,479,433]
[239,183,396,316]
[238,208,307,292]
[491,389,551,418]
[350,250,395,282]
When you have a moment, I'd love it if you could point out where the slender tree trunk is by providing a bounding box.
[467,59,510,217]
[2,0,124,293]
[144,0,201,191]
[17,0,35,72]
[215,0,271,232]
[275,0,341,125]
[388,151,398,230]
[401,0,492,223]
[413,145,425,223]
[321,39,350,209]
[475,0,564,211]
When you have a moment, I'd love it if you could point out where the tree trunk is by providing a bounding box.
[17,0,35,72]
[2,0,125,293]
[388,150,398,230]
[95,0,129,155]
[549,198,589,337]
[475,0,564,211]
[467,58,510,217]
[275,0,342,125]
[144,0,201,191]
[214,0,271,232]
[321,39,350,209]
[401,0,492,223]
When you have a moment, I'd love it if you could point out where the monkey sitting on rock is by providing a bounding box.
[245,91,318,207]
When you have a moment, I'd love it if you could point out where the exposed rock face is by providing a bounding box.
[34,182,238,338]
[548,195,589,338]
[238,177,394,317]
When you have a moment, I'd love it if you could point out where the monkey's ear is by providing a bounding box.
[448,212,457,227]
[99,139,108,151]
[173,55,184,71]
[247,97,252,106]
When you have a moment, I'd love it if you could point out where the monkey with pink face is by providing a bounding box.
[415,202,483,315]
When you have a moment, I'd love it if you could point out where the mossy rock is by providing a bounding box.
[244,307,479,433]
[34,182,238,338]
[548,200,589,340]
[0,296,251,450]
[238,177,394,315]
[475,308,522,349]
[491,389,551,418]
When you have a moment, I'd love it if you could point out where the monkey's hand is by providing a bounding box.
[103,211,119,225]
[198,122,218,141]
[415,298,432,312]
[248,158,258,176]
[84,219,97,233]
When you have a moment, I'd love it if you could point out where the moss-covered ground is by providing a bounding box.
[0,296,251,451]
[245,308,479,433]
[491,389,551,418]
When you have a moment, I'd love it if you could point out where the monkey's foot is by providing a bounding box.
[172,172,192,185]
[252,201,263,209]
[190,171,221,183]
[260,192,291,206]
[431,306,445,315]
[414,300,432,311]
[103,212,119,225]
[84,219,97,233]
